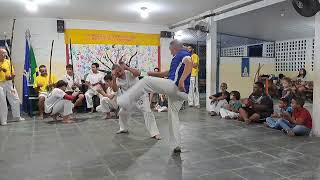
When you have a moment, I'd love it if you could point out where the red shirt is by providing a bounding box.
[293,107,312,129]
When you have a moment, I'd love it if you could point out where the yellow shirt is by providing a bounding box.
[33,74,58,93]
[191,54,199,77]
[0,59,15,82]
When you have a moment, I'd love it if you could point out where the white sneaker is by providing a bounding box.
[18,117,25,121]
[1,122,7,126]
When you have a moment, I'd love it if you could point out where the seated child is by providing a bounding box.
[154,94,168,112]
[279,96,312,136]
[45,80,75,124]
[281,77,293,101]
[96,74,119,119]
[209,83,230,116]
[265,97,292,129]
[220,91,242,119]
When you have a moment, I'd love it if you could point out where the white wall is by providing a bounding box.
[4,17,169,97]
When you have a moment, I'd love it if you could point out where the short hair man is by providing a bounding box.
[62,64,85,109]
[111,63,161,140]
[117,40,193,153]
[187,45,200,108]
[84,63,105,112]
[0,48,25,125]
[33,64,58,119]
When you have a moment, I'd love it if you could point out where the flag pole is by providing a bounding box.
[5,19,16,89]
[47,40,54,92]
[69,38,75,83]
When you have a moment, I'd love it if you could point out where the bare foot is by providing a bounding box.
[287,130,296,137]
[152,134,161,140]
[245,119,251,124]
[38,115,44,120]
[62,119,75,124]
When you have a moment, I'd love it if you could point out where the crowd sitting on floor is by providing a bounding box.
[208,70,313,137]
[0,44,314,139]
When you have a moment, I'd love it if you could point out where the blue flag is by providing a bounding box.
[22,38,30,112]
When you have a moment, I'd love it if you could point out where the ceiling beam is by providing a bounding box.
[169,0,286,30]
[213,0,287,21]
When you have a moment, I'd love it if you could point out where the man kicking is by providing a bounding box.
[117,40,193,152]
[111,63,161,140]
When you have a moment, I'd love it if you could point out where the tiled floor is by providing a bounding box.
[1,107,320,180]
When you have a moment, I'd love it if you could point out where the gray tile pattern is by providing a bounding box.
[1,107,320,180]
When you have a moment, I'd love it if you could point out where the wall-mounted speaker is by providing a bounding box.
[57,20,65,33]
[160,31,173,38]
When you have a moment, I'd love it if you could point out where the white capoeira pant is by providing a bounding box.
[118,94,159,137]
[209,100,228,115]
[45,100,74,116]
[188,76,200,107]
[0,81,21,118]
[96,97,117,113]
[220,108,239,119]
[0,87,8,125]
[118,76,188,148]
[85,87,100,109]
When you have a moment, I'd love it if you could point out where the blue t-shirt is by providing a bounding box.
[281,106,293,115]
[168,49,191,93]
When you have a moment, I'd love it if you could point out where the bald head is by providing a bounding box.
[0,49,8,61]
[169,40,183,56]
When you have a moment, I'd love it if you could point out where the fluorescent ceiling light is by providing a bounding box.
[25,1,38,12]
[140,7,149,19]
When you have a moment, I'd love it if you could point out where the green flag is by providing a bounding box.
[29,45,37,84]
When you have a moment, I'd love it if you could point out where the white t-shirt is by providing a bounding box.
[106,87,118,108]
[45,88,66,113]
[62,74,82,91]
[86,72,105,85]
[116,70,139,93]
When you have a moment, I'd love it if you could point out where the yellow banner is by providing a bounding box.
[64,29,160,46]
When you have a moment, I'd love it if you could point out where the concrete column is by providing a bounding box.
[206,18,218,111]
[160,37,173,71]
[313,12,320,136]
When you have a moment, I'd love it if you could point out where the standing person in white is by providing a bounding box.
[62,64,85,109]
[45,80,75,124]
[187,45,200,108]
[0,87,8,125]
[85,63,105,112]
[111,63,161,140]
[0,49,25,125]
[117,40,193,153]
[96,74,119,119]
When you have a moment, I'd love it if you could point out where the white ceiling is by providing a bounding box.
[178,0,315,44]
[0,0,238,25]
[217,0,315,41]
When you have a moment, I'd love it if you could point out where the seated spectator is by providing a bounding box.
[279,97,312,136]
[265,97,292,129]
[238,82,273,124]
[209,83,230,116]
[281,77,293,101]
[154,94,168,112]
[149,68,160,108]
[293,68,308,97]
[274,73,285,98]
[220,91,242,119]
[34,65,58,119]
[96,74,119,119]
